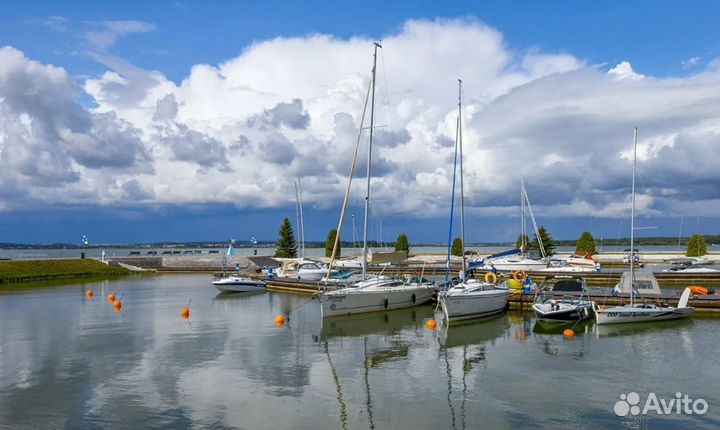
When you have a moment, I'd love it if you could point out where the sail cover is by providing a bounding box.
[614,270,662,297]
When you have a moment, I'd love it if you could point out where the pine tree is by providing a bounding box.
[450,237,463,256]
[515,234,530,250]
[325,228,340,258]
[395,233,410,253]
[575,231,597,255]
[530,226,555,256]
[274,218,297,258]
[686,234,707,257]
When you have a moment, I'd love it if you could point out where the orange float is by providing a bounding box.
[107,293,116,302]
[426,319,437,330]
[85,290,94,299]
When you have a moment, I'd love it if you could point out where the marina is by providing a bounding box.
[0,273,717,429]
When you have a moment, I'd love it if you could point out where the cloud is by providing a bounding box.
[25,16,70,33]
[247,99,310,130]
[3,17,720,225]
[682,56,701,69]
[83,20,156,50]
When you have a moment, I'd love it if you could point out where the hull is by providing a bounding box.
[212,278,266,293]
[533,302,593,322]
[321,285,434,317]
[485,260,547,272]
[595,306,694,325]
[439,289,508,322]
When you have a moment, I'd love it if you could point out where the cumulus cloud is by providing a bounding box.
[2,17,720,223]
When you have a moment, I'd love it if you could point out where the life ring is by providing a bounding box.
[383,298,389,309]
[512,270,527,283]
[484,272,498,284]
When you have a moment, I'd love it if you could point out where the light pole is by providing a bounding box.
[252,237,258,256]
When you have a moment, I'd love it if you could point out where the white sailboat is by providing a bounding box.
[320,43,434,317]
[468,179,548,272]
[439,79,508,322]
[595,128,694,325]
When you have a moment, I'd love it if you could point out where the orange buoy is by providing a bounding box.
[274,314,285,326]
[426,319,437,330]
[563,328,575,337]
[107,293,116,302]
[113,300,123,311]
[181,307,190,319]
[85,290,94,299]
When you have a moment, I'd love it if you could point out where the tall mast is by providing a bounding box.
[362,42,381,280]
[520,177,526,250]
[630,127,637,306]
[458,79,467,276]
[298,178,305,259]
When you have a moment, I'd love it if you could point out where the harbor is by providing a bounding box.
[0,273,717,429]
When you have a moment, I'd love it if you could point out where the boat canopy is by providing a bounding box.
[615,270,661,297]
[552,279,585,292]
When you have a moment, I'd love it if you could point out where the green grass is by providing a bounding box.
[0,259,130,284]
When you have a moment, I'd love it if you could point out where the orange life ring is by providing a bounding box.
[484,272,498,284]
[512,270,527,283]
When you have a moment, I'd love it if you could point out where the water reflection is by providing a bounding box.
[0,276,718,429]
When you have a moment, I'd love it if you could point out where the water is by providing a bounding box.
[0,275,717,429]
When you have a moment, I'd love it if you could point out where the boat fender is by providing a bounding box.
[512,270,527,283]
[484,272,498,284]
[383,298,389,309]
[689,285,709,296]
[411,293,416,304]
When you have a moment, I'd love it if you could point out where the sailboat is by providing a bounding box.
[595,128,694,325]
[320,43,434,317]
[468,179,548,272]
[438,79,509,322]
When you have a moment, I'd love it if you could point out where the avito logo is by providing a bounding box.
[614,392,709,416]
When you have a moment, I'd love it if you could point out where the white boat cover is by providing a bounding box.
[614,270,662,297]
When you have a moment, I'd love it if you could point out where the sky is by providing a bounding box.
[1,0,719,245]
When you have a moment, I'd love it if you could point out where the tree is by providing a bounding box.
[395,233,410,253]
[325,228,340,258]
[450,237,463,256]
[515,233,530,251]
[686,234,707,257]
[274,218,297,258]
[530,226,555,256]
[575,231,597,255]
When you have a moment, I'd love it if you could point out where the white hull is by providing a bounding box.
[278,270,326,281]
[595,306,694,325]
[212,277,266,293]
[481,259,548,272]
[321,280,435,317]
[439,287,508,322]
[539,265,596,273]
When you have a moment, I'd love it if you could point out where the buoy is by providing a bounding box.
[426,319,437,330]
[113,300,123,311]
[181,298,191,319]
[107,293,116,302]
[563,328,575,337]
[275,314,285,326]
[85,290,94,299]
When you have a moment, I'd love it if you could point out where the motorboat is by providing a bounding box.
[276,259,329,281]
[532,276,594,323]
[212,275,266,292]
[320,276,435,317]
[542,254,600,272]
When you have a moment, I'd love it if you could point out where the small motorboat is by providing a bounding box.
[212,275,266,293]
[532,276,595,323]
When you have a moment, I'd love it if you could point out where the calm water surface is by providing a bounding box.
[0,274,718,429]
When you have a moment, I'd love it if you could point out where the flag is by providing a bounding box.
[227,244,235,256]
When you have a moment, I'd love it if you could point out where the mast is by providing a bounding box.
[362,42,381,280]
[294,181,301,256]
[444,98,460,283]
[298,178,306,259]
[630,127,637,305]
[458,79,467,277]
[520,177,526,251]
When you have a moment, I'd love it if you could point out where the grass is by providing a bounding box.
[0,259,130,285]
